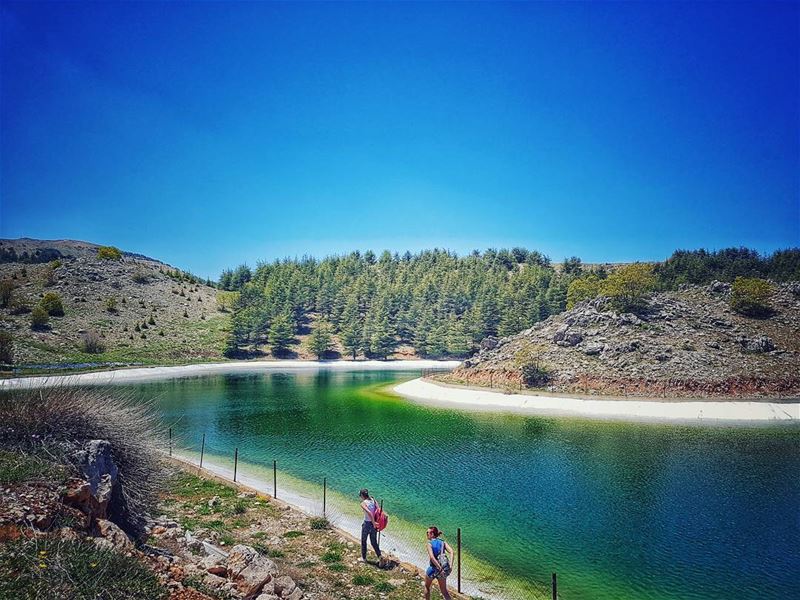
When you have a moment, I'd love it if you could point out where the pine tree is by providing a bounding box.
[269,312,295,356]
[308,320,333,359]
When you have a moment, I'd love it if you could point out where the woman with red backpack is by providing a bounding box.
[358,488,384,565]
[424,526,453,600]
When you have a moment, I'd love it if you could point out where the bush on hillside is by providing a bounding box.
[0,279,15,308]
[105,297,118,312]
[515,344,551,387]
[730,277,774,318]
[80,331,105,354]
[97,246,122,261]
[0,386,168,538]
[40,292,65,316]
[600,263,657,312]
[0,331,12,365]
[30,305,49,329]
[132,269,149,284]
[566,274,603,309]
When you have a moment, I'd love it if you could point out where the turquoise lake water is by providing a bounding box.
[125,369,799,599]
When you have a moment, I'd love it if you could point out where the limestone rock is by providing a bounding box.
[95,518,133,551]
[227,544,277,599]
[273,575,295,597]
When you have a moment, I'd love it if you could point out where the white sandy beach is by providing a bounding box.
[0,359,462,389]
[394,378,800,424]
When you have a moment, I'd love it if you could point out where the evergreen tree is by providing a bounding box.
[269,312,295,356]
[308,320,334,359]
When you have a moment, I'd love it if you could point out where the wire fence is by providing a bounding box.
[169,427,562,600]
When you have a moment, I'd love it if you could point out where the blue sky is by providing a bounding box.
[1,1,798,279]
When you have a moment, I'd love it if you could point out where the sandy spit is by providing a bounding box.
[0,359,462,389]
[394,378,800,424]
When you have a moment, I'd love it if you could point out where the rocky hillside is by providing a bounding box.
[0,238,229,370]
[444,282,800,398]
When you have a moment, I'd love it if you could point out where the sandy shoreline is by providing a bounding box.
[0,359,462,389]
[394,378,800,424]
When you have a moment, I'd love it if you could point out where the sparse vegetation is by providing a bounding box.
[80,330,106,354]
[0,386,168,537]
[0,331,13,365]
[105,297,118,312]
[730,277,774,318]
[0,279,15,308]
[0,537,167,600]
[97,246,123,261]
[39,292,65,316]
[30,305,49,329]
[600,263,657,312]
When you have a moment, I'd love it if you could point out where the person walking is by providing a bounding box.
[424,526,453,600]
[359,488,383,565]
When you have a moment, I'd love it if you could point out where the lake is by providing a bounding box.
[126,368,799,599]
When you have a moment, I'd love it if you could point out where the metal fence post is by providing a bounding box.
[233,447,238,483]
[323,477,327,517]
[377,498,384,544]
[457,527,462,593]
[552,572,558,600]
[199,433,205,471]
[273,460,277,499]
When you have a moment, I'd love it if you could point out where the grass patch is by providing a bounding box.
[0,450,66,485]
[352,572,376,586]
[374,580,395,592]
[0,537,167,600]
[283,530,305,539]
[327,562,347,572]
[309,517,330,530]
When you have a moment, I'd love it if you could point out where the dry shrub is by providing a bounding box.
[0,385,169,538]
[80,330,105,354]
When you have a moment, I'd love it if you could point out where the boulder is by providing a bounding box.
[94,518,133,551]
[273,575,296,597]
[480,336,499,350]
[227,545,277,599]
[583,344,605,356]
[740,336,775,353]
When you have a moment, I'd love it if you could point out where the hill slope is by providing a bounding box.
[444,282,800,398]
[0,239,228,369]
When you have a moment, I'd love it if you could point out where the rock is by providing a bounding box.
[203,573,228,590]
[708,280,731,294]
[208,496,221,509]
[273,575,295,597]
[740,336,775,353]
[95,518,133,551]
[562,330,583,346]
[480,336,499,350]
[227,545,277,599]
[583,344,605,356]
[285,589,302,600]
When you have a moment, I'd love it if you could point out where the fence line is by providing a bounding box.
[177,430,559,599]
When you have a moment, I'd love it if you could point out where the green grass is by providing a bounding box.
[0,449,66,485]
[309,517,330,530]
[373,580,395,592]
[283,530,305,539]
[352,572,376,586]
[0,538,167,600]
[327,562,347,572]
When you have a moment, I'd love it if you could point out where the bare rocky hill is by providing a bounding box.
[0,238,229,369]
[444,282,800,398]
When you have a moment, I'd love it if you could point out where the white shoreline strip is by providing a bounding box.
[0,359,462,389]
[394,378,800,424]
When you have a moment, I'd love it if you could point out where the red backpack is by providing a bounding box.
[373,501,389,532]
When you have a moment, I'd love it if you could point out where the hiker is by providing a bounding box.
[359,488,383,564]
[424,526,453,600]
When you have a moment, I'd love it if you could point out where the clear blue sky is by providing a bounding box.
[1,1,798,279]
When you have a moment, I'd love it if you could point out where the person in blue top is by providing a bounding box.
[424,526,454,600]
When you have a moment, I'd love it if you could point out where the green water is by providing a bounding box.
[127,369,799,599]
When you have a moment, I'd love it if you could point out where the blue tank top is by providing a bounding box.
[430,538,444,565]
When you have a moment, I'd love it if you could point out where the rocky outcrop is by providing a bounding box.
[448,283,800,398]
